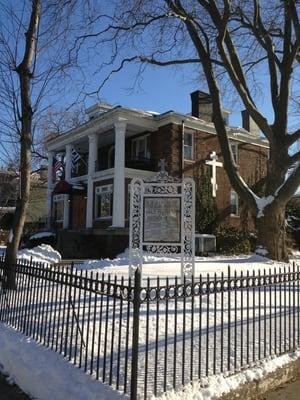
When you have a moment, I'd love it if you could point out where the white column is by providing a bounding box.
[86,134,98,228]
[65,144,72,182]
[63,194,70,229]
[46,151,54,227]
[112,119,127,228]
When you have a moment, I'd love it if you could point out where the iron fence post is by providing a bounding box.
[130,268,141,400]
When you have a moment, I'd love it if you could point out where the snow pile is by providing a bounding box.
[18,244,61,264]
[75,249,281,278]
[75,249,183,271]
[154,351,300,400]
[29,231,55,240]
[0,323,124,400]
[255,246,269,257]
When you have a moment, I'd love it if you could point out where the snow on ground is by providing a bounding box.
[154,350,300,400]
[1,249,300,400]
[18,244,61,264]
[0,322,300,400]
[0,323,124,400]
[75,248,290,279]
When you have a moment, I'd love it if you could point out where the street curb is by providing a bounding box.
[219,357,300,399]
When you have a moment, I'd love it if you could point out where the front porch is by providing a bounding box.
[47,113,159,233]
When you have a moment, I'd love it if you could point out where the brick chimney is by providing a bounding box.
[241,110,260,137]
[190,90,213,122]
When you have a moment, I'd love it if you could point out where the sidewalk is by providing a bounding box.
[264,378,300,399]
[0,373,28,400]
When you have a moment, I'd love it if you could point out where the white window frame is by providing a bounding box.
[53,194,65,223]
[183,132,194,161]
[230,191,239,216]
[230,142,238,164]
[131,134,151,160]
[94,184,113,220]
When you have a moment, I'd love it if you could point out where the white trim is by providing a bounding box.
[52,194,66,223]
[125,168,155,179]
[92,167,154,183]
[46,107,269,153]
[65,144,72,182]
[183,131,194,161]
[112,120,126,228]
[94,168,114,180]
[94,184,113,220]
[53,194,66,202]
[70,175,88,183]
[131,133,151,159]
[95,184,113,195]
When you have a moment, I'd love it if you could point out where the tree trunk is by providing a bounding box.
[256,204,288,262]
[3,0,41,289]
[4,141,31,288]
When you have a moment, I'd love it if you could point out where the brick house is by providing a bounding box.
[46,91,269,258]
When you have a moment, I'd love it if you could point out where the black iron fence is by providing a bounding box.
[0,258,300,399]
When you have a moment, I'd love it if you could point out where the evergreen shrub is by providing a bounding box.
[215,226,256,255]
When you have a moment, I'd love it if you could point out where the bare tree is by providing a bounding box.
[72,0,300,261]
[0,0,90,286]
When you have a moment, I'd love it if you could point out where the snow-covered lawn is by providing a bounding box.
[75,249,294,280]
[1,247,300,400]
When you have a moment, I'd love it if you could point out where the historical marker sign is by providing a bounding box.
[129,163,195,281]
[143,197,181,243]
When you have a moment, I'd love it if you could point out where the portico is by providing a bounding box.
[46,106,157,233]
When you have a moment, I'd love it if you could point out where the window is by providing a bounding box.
[230,191,239,216]
[184,132,194,160]
[95,185,113,219]
[53,194,65,222]
[132,135,150,160]
[230,143,238,164]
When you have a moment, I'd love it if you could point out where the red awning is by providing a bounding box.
[52,180,72,194]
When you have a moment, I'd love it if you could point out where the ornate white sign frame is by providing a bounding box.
[129,169,195,281]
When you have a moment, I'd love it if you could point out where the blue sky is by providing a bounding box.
[82,61,275,130]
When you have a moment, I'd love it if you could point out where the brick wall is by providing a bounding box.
[154,124,268,230]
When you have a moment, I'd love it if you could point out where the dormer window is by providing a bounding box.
[132,134,150,160]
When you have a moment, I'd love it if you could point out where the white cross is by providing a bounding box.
[205,151,223,197]
[158,159,167,172]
